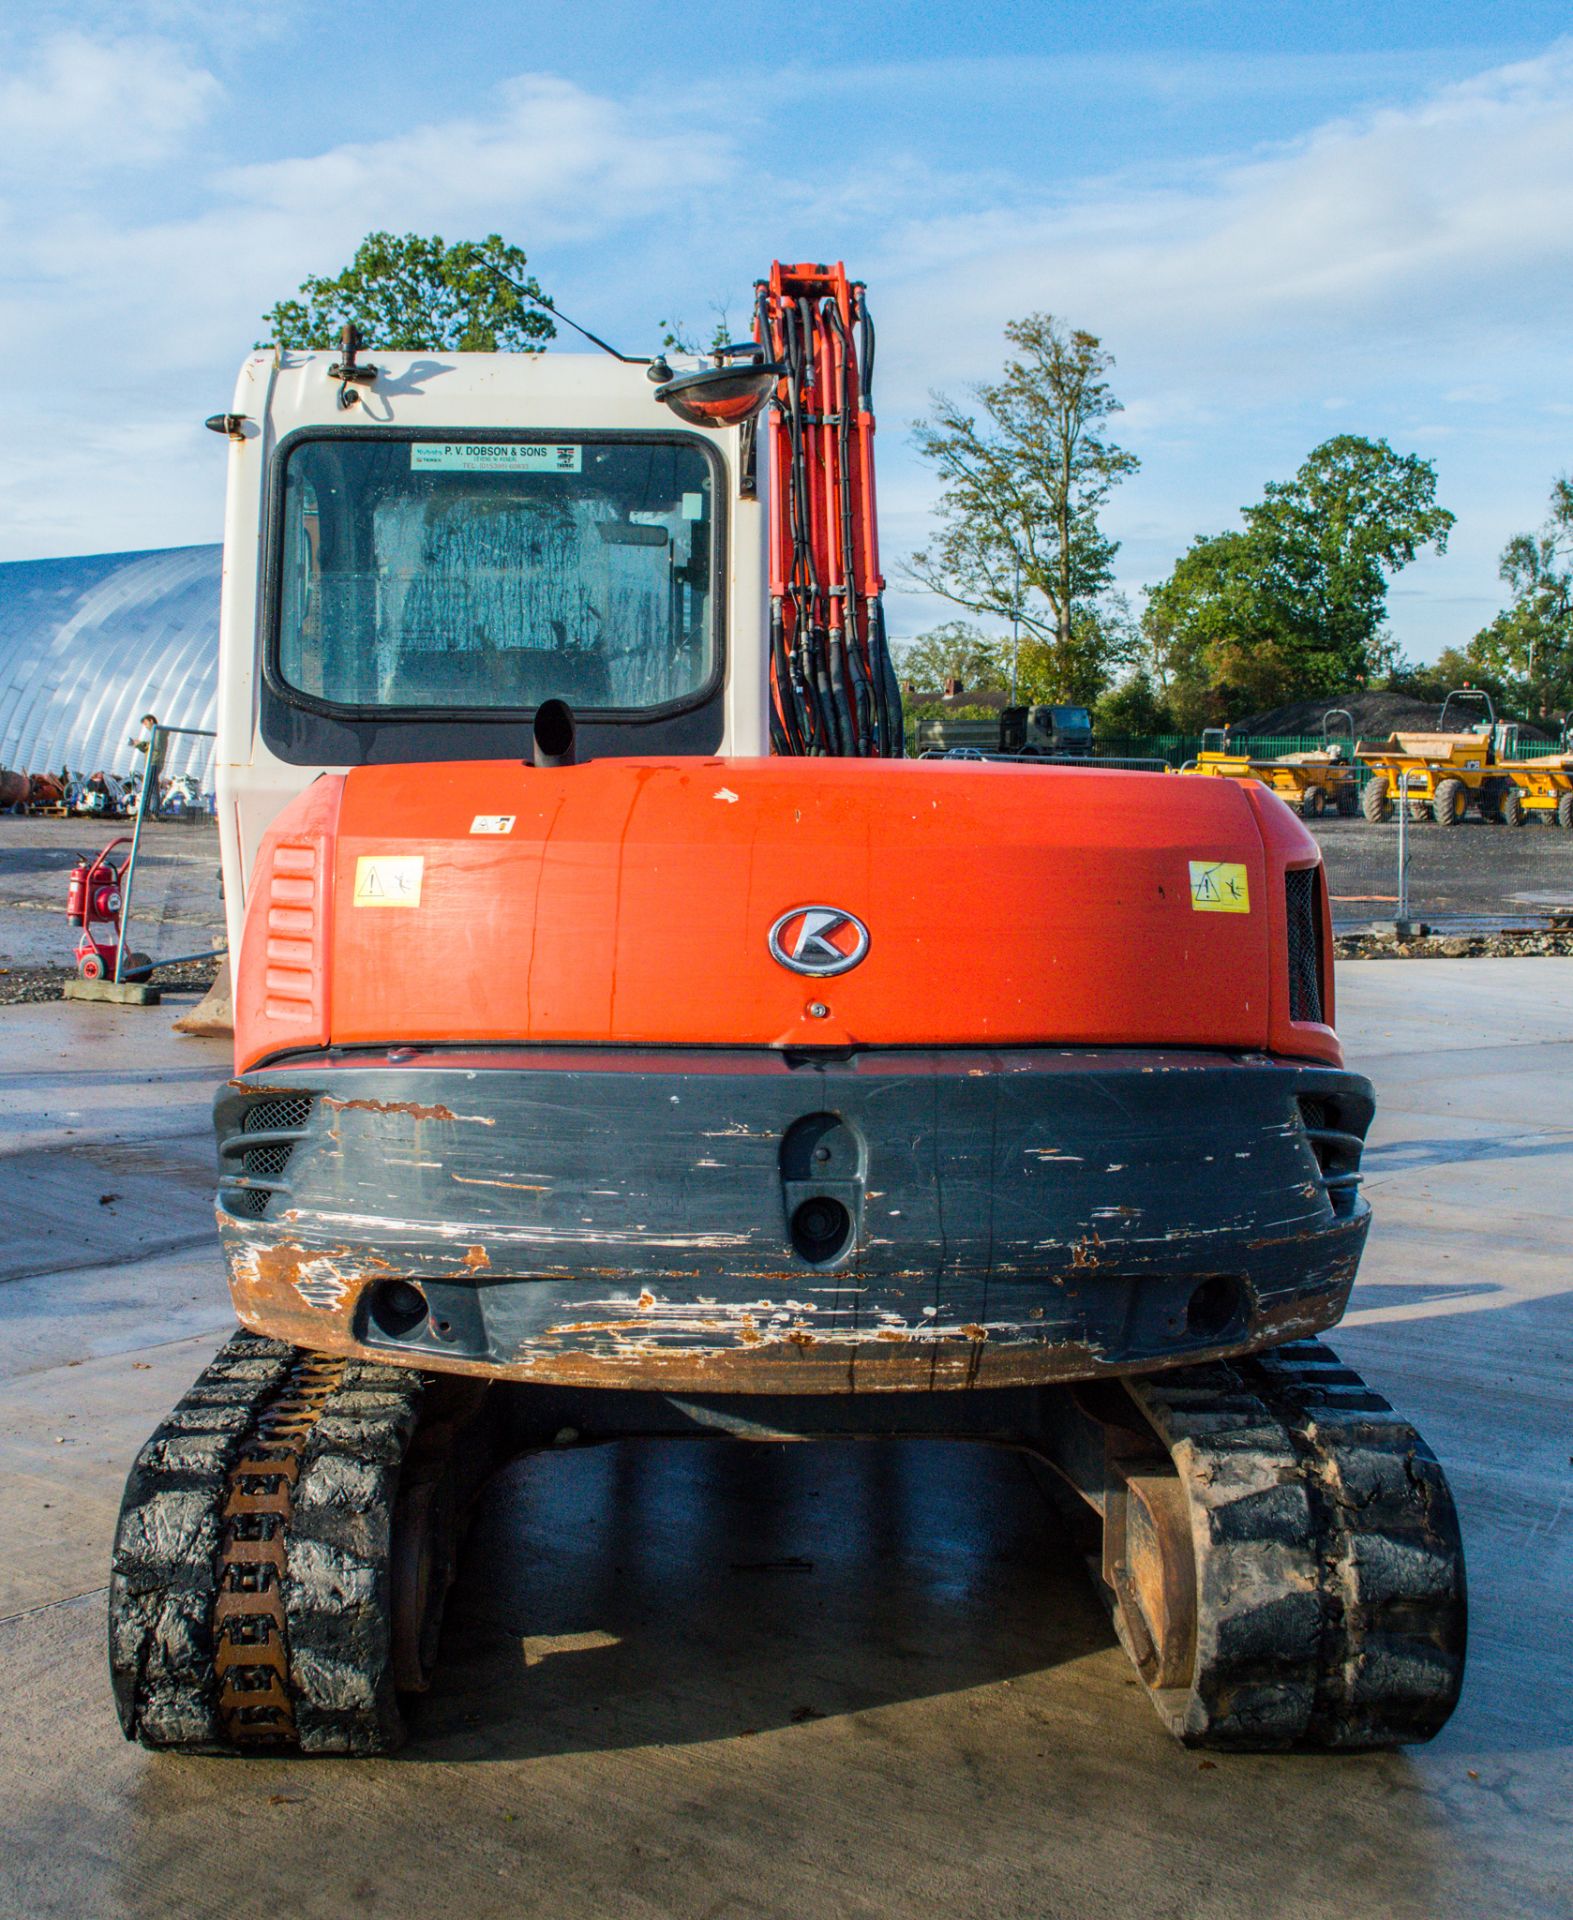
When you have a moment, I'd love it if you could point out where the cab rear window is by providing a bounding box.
[274,434,717,715]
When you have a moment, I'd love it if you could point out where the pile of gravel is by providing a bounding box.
[1333,930,1573,960]
[0,958,220,1006]
[1231,690,1546,742]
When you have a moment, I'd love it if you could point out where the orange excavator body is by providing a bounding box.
[236,757,1338,1074]
[218,748,1365,1395]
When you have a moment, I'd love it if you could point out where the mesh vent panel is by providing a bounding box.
[224,1096,315,1219]
[1296,1092,1365,1219]
[1285,868,1323,1024]
[244,1097,313,1134]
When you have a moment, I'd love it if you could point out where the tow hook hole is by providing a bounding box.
[1186,1276,1243,1341]
[791,1196,853,1265]
[369,1280,429,1339]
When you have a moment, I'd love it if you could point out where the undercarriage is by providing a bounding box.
[109,1333,1466,1754]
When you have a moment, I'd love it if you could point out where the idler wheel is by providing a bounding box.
[1105,1468,1197,1693]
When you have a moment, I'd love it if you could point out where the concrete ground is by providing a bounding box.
[0,966,1569,1920]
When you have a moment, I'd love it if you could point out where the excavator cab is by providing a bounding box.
[109,265,1465,1762]
[215,360,769,929]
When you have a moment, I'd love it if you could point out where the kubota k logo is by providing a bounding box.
[768,906,870,977]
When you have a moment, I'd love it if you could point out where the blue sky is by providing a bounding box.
[3,2,1572,664]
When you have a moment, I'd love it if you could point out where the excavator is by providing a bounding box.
[109,262,1466,1756]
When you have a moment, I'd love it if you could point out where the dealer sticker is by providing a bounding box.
[352,854,424,908]
[1189,860,1250,913]
[410,442,582,474]
[469,814,516,835]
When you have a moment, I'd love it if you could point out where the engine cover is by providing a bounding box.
[232,756,1336,1070]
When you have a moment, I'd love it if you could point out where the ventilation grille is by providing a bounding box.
[1296,1094,1365,1220]
[263,842,321,1028]
[243,1096,314,1133]
[1285,867,1324,1024]
[221,1097,315,1220]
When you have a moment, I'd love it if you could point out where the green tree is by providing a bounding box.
[1093,670,1173,737]
[1142,529,1274,721]
[908,315,1140,704]
[894,621,1008,694]
[1466,478,1573,712]
[1146,435,1454,717]
[1013,595,1139,705]
[1382,647,1486,707]
[261,231,555,353]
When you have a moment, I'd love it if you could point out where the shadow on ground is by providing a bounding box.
[416,1437,1103,1760]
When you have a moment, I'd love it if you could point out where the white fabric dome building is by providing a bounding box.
[0,545,221,785]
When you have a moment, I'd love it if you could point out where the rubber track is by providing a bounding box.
[1122,1338,1466,1750]
[109,1330,427,1755]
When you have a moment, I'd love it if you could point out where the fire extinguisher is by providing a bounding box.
[66,838,146,981]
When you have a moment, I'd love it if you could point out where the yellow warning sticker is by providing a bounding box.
[1188,860,1250,913]
[352,854,424,908]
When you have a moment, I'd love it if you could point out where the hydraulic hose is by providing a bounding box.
[756,263,902,757]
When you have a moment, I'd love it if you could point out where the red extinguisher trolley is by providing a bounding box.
[65,838,151,982]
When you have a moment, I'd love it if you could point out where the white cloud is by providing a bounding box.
[0,30,219,174]
[0,66,739,377]
[219,74,732,246]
